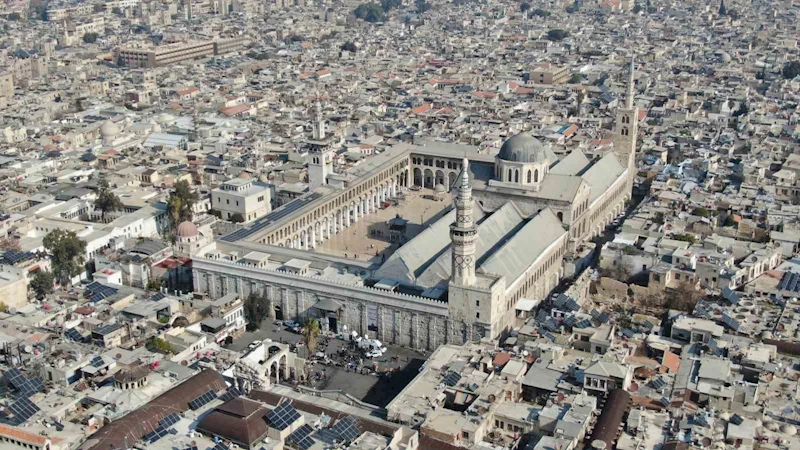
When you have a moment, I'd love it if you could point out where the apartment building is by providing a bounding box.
[531,64,570,84]
[117,40,215,68]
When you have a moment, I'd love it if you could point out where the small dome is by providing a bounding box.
[100,120,120,138]
[156,113,176,124]
[176,221,199,238]
[781,424,797,436]
[434,183,446,193]
[498,132,549,163]
[258,174,269,183]
[239,171,252,180]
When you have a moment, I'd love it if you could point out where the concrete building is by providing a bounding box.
[531,64,570,84]
[116,40,215,68]
[211,177,272,223]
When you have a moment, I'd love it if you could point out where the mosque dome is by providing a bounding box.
[239,171,252,180]
[258,174,269,183]
[156,113,176,124]
[176,221,199,238]
[100,120,120,138]
[498,132,548,163]
[434,183,446,193]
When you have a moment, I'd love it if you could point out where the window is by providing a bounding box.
[515,170,519,183]
[476,312,480,319]
[653,273,661,282]
[534,169,539,182]
[236,201,239,206]
[258,195,264,202]
[507,169,512,181]
[527,170,532,183]
[226,199,230,204]
[675,274,681,280]
[476,300,480,307]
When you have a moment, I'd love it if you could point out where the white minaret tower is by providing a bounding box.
[615,55,638,190]
[450,158,477,287]
[308,95,334,190]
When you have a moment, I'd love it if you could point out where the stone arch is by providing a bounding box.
[448,171,457,189]
[507,168,512,181]
[413,168,422,186]
[534,169,539,182]
[435,170,445,186]
[514,170,519,183]
[423,169,433,187]
[527,170,532,183]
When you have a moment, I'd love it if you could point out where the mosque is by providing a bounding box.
[189,60,639,350]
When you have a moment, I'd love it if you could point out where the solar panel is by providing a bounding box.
[188,389,217,410]
[721,312,740,330]
[695,413,709,427]
[91,356,105,367]
[331,416,361,442]
[659,397,671,408]
[218,388,242,403]
[15,377,44,397]
[212,443,230,450]
[730,414,744,425]
[562,315,577,327]
[266,401,301,431]
[183,446,198,450]
[442,371,461,387]
[94,323,121,335]
[151,293,166,301]
[722,287,741,304]
[621,328,635,338]
[543,331,557,342]
[288,424,316,450]
[88,294,105,303]
[65,328,84,341]
[3,368,24,389]
[143,425,170,443]
[160,412,180,428]
[575,320,592,329]
[648,378,666,389]
[85,282,105,292]
[7,397,39,424]
[597,312,610,323]
[591,309,601,319]
[220,193,323,242]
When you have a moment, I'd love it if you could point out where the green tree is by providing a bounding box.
[243,292,272,331]
[0,237,21,251]
[691,207,710,217]
[633,3,641,12]
[530,8,550,16]
[146,337,174,354]
[95,179,123,220]
[666,281,703,313]
[672,233,697,245]
[0,303,7,313]
[7,12,21,20]
[146,279,162,291]
[230,213,245,223]
[82,32,98,43]
[782,61,800,79]
[43,229,86,286]
[520,2,530,12]
[30,270,55,298]
[569,73,583,84]
[354,3,385,22]
[547,29,569,41]
[167,180,199,232]
[718,0,726,15]
[340,41,357,52]
[302,318,321,354]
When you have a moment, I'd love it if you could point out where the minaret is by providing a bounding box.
[308,94,333,190]
[312,96,326,140]
[450,158,477,286]
[614,55,638,191]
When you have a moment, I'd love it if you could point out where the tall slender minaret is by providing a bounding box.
[450,158,477,287]
[312,96,326,140]
[614,55,638,190]
[308,93,333,190]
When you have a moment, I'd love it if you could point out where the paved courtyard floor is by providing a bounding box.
[313,188,452,264]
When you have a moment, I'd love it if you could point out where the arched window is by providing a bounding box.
[557,212,564,222]
[527,170,532,183]
[507,168,512,181]
[515,170,519,183]
[534,169,539,182]
[622,127,629,136]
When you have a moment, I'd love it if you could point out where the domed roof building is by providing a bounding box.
[494,132,558,188]
[176,221,199,238]
[100,120,120,144]
[498,133,550,163]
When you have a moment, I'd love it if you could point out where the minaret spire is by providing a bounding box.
[626,55,635,109]
[313,91,326,140]
[450,158,477,286]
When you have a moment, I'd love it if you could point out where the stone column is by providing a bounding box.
[361,303,368,336]
[354,204,360,222]
[311,230,317,249]
[345,209,351,227]
[318,224,324,243]
[412,313,420,350]
[392,181,397,197]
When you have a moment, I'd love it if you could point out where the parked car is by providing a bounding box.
[366,349,383,359]
[247,340,262,349]
[284,320,300,329]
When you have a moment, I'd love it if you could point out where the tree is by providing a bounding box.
[718,0,726,15]
[146,337,174,354]
[520,2,530,12]
[633,3,641,12]
[95,179,123,220]
[723,214,737,227]
[7,12,21,20]
[546,29,569,41]
[782,61,800,80]
[354,3,385,22]
[302,318,321,354]
[230,213,245,223]
[340,41,357,52]
[672,233,697,245]
[569,73,583,84]
[380,0,401,11]
[82,32,98,43]
[666,281,703,313]
[530,8,550,16]
[733,102,749,117]
[30,270,55,299]
[146,279,162,291]
[691,207,710,217]
[43,229,86,286]
[0,237,21,251]
[243,292,272,331]
[167,180,199,232]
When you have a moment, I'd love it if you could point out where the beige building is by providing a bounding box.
[531,64,569,84]
[0,72,13,98]
[117,40,214,68]
[211,178,272,223]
